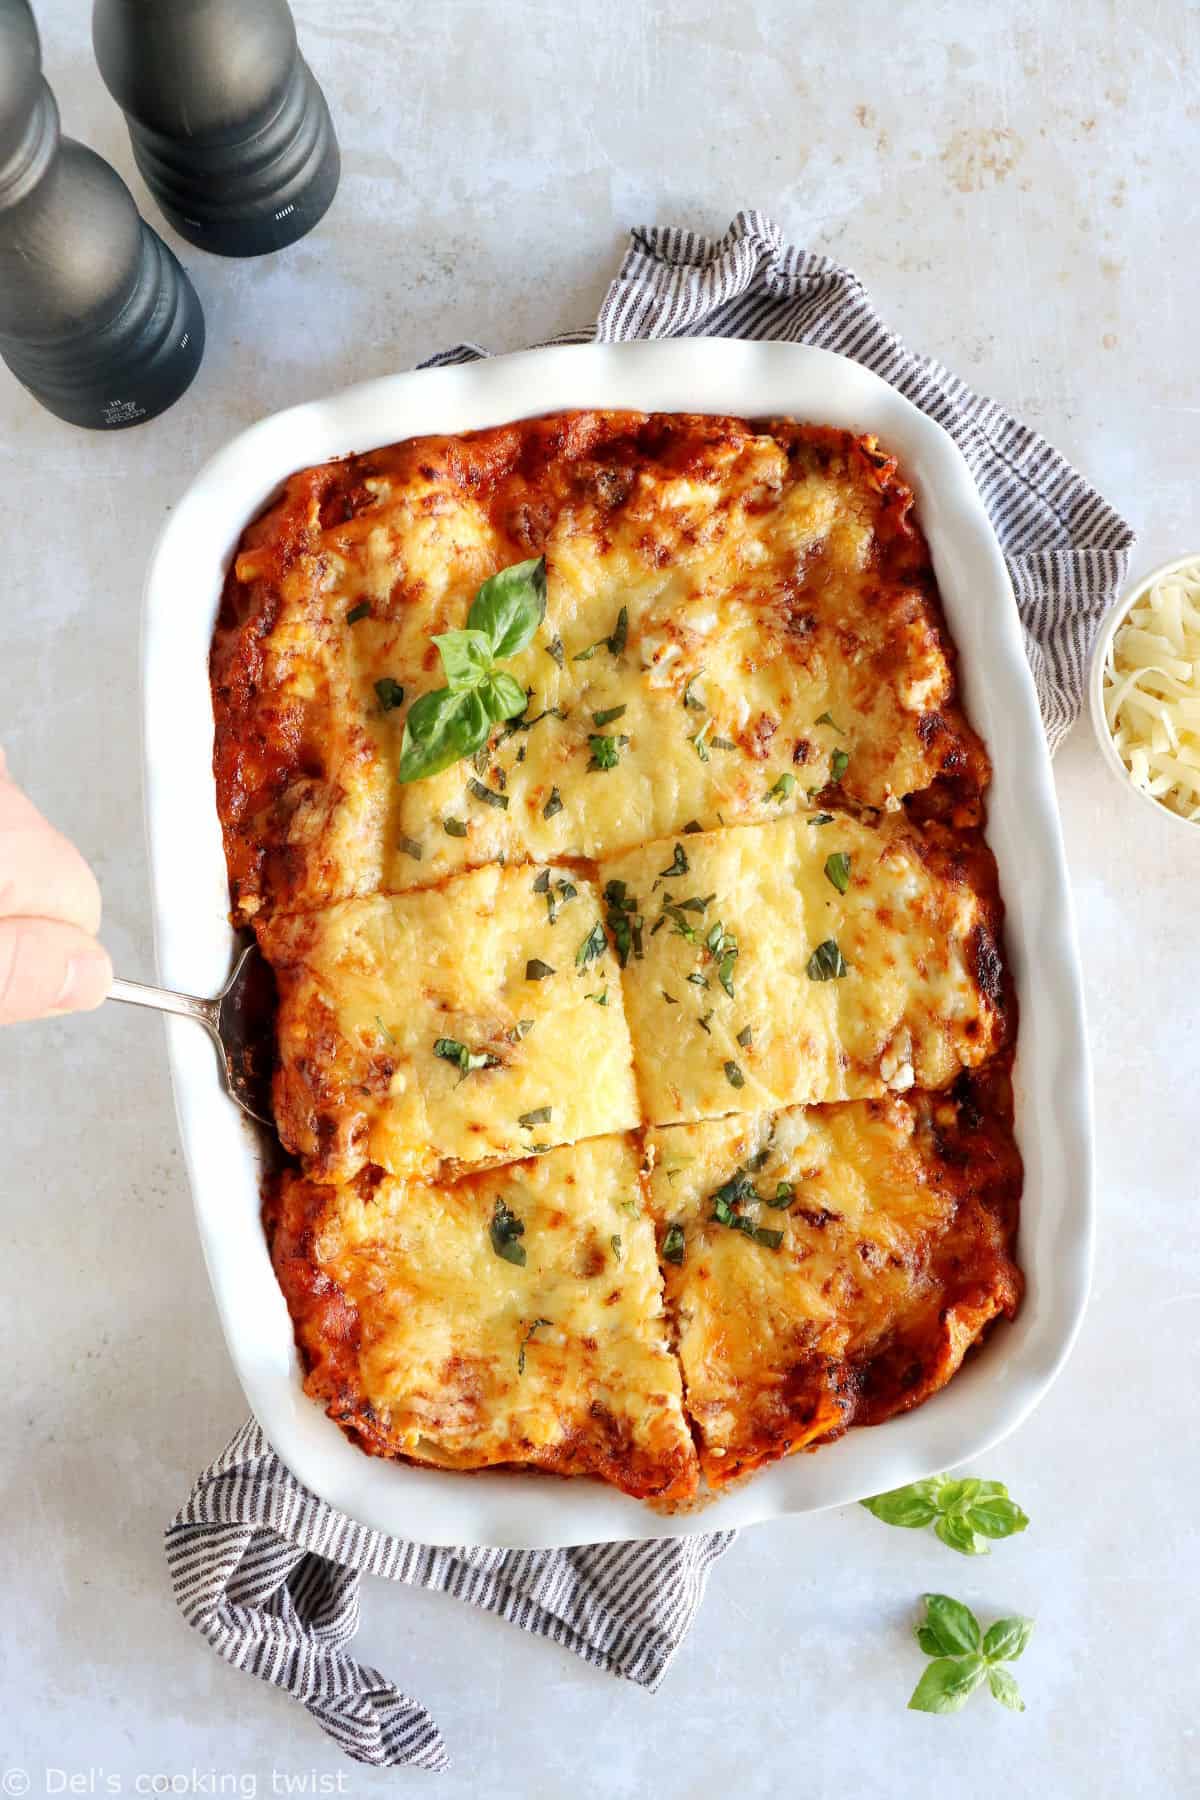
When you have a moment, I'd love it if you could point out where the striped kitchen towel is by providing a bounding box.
[167,209,1135,1772]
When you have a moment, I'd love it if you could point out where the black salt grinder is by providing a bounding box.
[93,0,341,259]
[0,0,203,429]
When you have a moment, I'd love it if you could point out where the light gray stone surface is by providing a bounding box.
[1,1,1196,1794]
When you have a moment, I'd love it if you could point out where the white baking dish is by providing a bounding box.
[142,338,1093,1548]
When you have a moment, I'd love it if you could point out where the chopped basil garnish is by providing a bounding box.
[824,852,852,894]
[711,736,736,751]
[585,987,609,1006]
[398,835,423,859]
[375,1014,396,1044]
[518,1106,553,1128]
[575,920,608,968]
[737,1024,753,1047]
[592,704,627,727]
[830,748,850,783]
[710,1189,783,1250]
[768,1181,794,1208]
[610,1234,622,1260]
[374,677,405,711]
[443,816,468,837]
[517,1315,551,1372]
[490,1197,527,1266]
[809,812,835,826]
[574,606,628,662]
[525,958,555,980]
[683,819,703,833]
[603,879,644,967]
[807,938,849,980]
[467,775,508,810]
[682,671,705,711]
[658,843,689,879]
[815,710,845,733]
[588,732,624,770]
[690,719,712,761]
[687,972,709,988]
[509,1018,535,1041]
[434,1036,500,1075]
[346,601,371,625]
[662,989,679,1004]
[697,1011,713,1034]
[765,772,796,802]
[754,1226,784,1250]
[661,1222,686,1265]
[546,634,565,668]
[723,1059,745,1089]
[543,786,564,819]
[533,870,551,893]
[705,920,738,998]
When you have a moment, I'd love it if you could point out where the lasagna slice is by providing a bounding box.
[601,813,1007,1125]
[645,1073,1022,1486]
[268,1135,698,1503]
[211,412,987,923]
[258,862,639,1182]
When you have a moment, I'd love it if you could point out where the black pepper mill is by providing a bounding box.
[0,0,203,429]
[93,0,340,259]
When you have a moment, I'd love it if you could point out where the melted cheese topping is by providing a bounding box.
[260,863,639,1181]
[211,413,987,924]
[645,1088,1021,1484]
[271,1137,697,1501]
[600,815,1005,1125]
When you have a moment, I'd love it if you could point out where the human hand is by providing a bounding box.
[0,749,113,1024]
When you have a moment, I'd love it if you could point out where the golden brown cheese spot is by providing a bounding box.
[210,414,988,923]
[266,1136,697,1502]
[602,812,1007,1126]
[644,1085,1021,1485]
[259,863,639,1181]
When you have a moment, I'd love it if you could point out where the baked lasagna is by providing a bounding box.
[211,409,1022,1509]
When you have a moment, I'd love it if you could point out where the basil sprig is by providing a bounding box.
[908,1595,1033,1715]
[860,1473,1029,1556]
[398,558,547,782]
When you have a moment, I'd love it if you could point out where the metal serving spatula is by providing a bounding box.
[107,941,275,1125]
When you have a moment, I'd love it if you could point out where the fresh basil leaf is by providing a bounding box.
[966,1496,1030,1541]
[907,1655,987,1715]
[935,1513,985,1556]
[986,1666,1025,1711]
[480,669,529,721]
[920,1594,982,1658]
[723,1060,745,1089]
[661,1222,686,1265]
[860,1479,944,1530]
[467,775,508,810]
[543,786,564,819]
[916,1624,948,1658]
[346,601,371,625]
[938,1477,982,1509]
[433,627,495,692]
[824,851,852,894]
[442,816,468,837]
[593,704,627,727]
[518,1106,553,1128]
[490,1197,527,1266]
[575,921,608,968]
[468,556,547,659]
[399,686,491,783]
[374,677,405,711]
[525,959,555,980]
[806,938,849,981]
[830,747,850,782]
[982,1616,1034,1664]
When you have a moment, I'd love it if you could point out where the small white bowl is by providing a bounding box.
[1089,552,1200,833]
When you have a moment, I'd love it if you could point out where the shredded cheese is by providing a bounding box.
[1103,556,1200,822]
